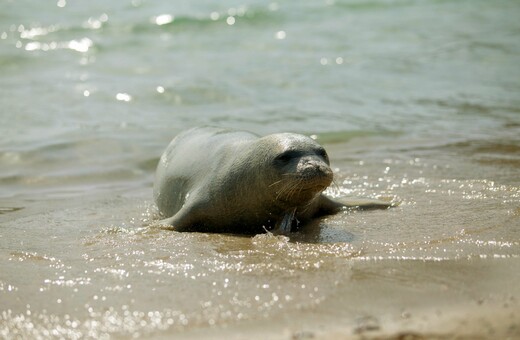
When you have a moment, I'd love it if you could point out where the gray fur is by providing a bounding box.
[153,127,392,234]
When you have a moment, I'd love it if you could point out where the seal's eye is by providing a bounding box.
[316,148,329,161]
[275,150,299,163]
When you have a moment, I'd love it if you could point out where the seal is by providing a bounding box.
[153,127,393,234]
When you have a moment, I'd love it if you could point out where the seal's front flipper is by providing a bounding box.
[151,216,179,231]
[150,208,193,232]
[273,208,297,234]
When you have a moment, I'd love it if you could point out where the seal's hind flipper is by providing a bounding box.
[336,197,399,210]
[315,194,398,216]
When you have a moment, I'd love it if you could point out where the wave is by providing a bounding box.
[6,6,281,55]
[8,6,280,37]
[332,0,464,11]
[128,8,281,34]
[332,0,416,11]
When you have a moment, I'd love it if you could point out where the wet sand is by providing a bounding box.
[2,138,519,339]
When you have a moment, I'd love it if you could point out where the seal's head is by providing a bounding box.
[258,133,333,207]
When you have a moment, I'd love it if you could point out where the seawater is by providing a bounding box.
[1,0,520,338]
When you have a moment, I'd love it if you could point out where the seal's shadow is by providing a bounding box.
[287,219,355,244]
[149,212,355,244]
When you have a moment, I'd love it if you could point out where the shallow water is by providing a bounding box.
[1,0,520,338]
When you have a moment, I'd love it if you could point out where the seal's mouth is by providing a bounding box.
[273,172,332,204]
[298,178,332,194]
[271,157,333,204]
[299,169,333,190]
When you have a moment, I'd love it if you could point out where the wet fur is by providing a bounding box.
[153,127,392,234]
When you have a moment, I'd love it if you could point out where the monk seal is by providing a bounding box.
[153,127,393,234]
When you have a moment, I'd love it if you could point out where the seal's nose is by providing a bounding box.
[298,158,333,183]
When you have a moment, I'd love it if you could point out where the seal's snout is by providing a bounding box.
[299,160,331,176]
[298,158,333,188]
